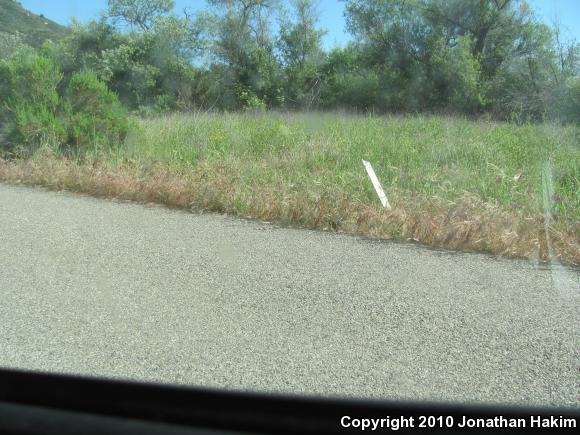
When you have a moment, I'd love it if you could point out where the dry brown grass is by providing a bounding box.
[1,157,578,266]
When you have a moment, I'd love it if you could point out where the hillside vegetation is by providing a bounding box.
[0,0,68,47]
[1,0,578,120]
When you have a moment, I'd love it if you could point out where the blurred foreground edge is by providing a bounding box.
[0,368,578,434]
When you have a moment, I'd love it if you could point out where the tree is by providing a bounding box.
[7,0,573,119]
[278,0,326,108]
[487,21,579,121]
[422,0,534,78]
[428,35,485,112]
[343,0,439,111]
[207,0,278,47]
[340,0,575,117]
[200,0,283,109]
[53,4,202,111]
[107,0,175,31]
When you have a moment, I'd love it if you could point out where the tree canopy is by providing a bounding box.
[1,0,578,121]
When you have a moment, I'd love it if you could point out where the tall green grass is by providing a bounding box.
[3,111,577,263]
[117,112,578,223]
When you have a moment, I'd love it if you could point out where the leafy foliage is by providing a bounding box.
[107,0,175,31]
[556,77,580,123]
[0,31,29,59]
[0,49,65,152]
[64,71,128,150]
[1,0,579,122]
[0,49,127,154]
[278,0,326,108]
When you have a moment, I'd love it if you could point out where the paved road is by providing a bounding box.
[0,184,578,408]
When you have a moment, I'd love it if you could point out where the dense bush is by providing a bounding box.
[65,71,128,150]
[556,78,580,123]
[0,49,66,152]
[0,49,127,155]
[0,31,28,59]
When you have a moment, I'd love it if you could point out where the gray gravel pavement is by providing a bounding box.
[0,183,578,408]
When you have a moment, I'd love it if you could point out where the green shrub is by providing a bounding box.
[0,31,28,59]
[0,49,65,152]
[239,88,266,112]
[64,71,128,150]
[13,103,67,148]
[557,78,580,124]
[0,49,128,155]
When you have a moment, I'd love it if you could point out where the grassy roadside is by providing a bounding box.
[1,112,578,265]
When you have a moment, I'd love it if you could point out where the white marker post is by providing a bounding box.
[362,160,391,210]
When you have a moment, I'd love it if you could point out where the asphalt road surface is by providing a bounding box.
[1,184,578,408]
